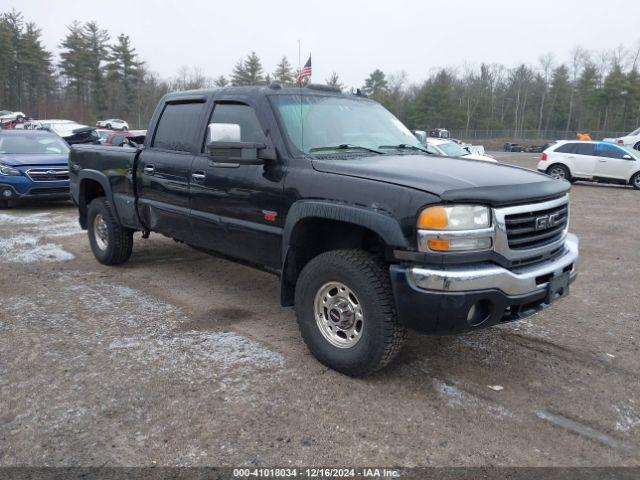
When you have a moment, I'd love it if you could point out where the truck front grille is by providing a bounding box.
[505,203,568,250]
[26,168,69,182]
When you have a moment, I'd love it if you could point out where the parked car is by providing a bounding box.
[603,127,640,151]
[105,130,146,148]
[504,142,524,152]
[95,129,113,144]
[38,120,100,145]
[96,118,129,131]
[69,85,579,377]
[0,130,70,208]
[424,138,497,162]
[537,140,640,189]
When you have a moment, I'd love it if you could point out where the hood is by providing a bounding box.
[312,154,570,207]
[0,153,69,167]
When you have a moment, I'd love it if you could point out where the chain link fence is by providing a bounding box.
[448,129,629,141]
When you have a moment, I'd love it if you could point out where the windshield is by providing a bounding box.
[437,141,468,157]
[270,94,423,154]
[0,133,70,154]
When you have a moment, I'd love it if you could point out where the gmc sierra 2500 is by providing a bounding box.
[69,85,579,377]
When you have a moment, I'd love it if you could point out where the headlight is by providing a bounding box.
[417,205,493,252]
[0,164,21,176]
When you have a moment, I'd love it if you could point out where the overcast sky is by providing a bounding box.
[10,0,640,88]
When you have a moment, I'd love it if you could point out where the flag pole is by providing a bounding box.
[298,39,303,150]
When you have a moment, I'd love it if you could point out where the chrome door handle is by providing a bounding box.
[192,171,206,181]
[143,165,155,175]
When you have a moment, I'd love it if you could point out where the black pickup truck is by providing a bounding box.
[69,85,579,376]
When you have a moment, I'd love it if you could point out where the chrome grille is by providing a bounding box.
[493,195,569,263]
[505,203,568,250]
[26,168,69,182]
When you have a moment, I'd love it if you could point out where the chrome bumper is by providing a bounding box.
[408,233,579,296]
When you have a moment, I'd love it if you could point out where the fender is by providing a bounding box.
[77,170,119,228]
[279,200,410,306]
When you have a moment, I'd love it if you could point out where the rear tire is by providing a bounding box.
[294,249,406,377]
[0,199,9,209]
[106,123,112,130]
[547,163,571,181]
[631,172,640,191]
[87,197,133,265]
[634,142,640,152]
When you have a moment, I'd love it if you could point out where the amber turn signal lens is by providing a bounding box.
[418,206,449,229]
[427,239,450,251]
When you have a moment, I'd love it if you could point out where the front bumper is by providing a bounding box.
[390,234,579,334]
[0,182,70,201]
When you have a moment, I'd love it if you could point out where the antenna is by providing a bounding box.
[298,39,304,153]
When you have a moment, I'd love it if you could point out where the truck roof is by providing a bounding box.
[163,84,358,103]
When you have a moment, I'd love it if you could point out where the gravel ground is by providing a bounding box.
[1,152,639,467]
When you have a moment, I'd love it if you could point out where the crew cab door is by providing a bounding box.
[188,101,285,269]
[594,143,638,180]
[136,100,207,241]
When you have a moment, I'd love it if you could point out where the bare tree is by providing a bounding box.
[537,53,554,138]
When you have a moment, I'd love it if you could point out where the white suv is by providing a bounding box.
[538,140,640,190]
[603,127,640,151]
[95,118,129,131]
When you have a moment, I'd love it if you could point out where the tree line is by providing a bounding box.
[1,9,639,136]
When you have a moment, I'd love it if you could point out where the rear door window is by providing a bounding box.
[152,102,206,152]
[554,143,576,153]
[574,143,596,156]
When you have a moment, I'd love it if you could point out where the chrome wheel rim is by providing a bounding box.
[549,167,566,180]
[634,175,640,188]
[93,213,109,251]
[314,281,364,349]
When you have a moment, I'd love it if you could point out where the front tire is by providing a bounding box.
[294,249,406,377]
[87,197,133,265]
[547,163,570,181]
[631,172,640,190]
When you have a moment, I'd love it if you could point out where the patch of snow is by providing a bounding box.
[0,234,74,263]
[614,405,640,432]
[0,211,79,263]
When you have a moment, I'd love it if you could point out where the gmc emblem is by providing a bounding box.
[535,212,561,230]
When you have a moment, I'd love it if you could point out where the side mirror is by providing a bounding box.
[208,123,241,143]
[206,122,277,165]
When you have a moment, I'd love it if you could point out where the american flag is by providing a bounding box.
[297,55,312,84]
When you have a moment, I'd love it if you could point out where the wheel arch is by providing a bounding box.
[279,201,409,307]
[546,162,571,178]
[78,170,117,229]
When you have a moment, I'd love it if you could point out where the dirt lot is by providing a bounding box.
[1,152,639,467]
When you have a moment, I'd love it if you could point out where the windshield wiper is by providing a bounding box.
[378,144,431,154]
[308,144,383,155]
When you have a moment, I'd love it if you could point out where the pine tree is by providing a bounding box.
[230,51,264,85]
[59,20,90,119]
[273,56,294,85]
[326,72,343,90]
[107,34,140,120]
[214,75,228,87]
[82,21,109,119]
[363,69,389,98]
